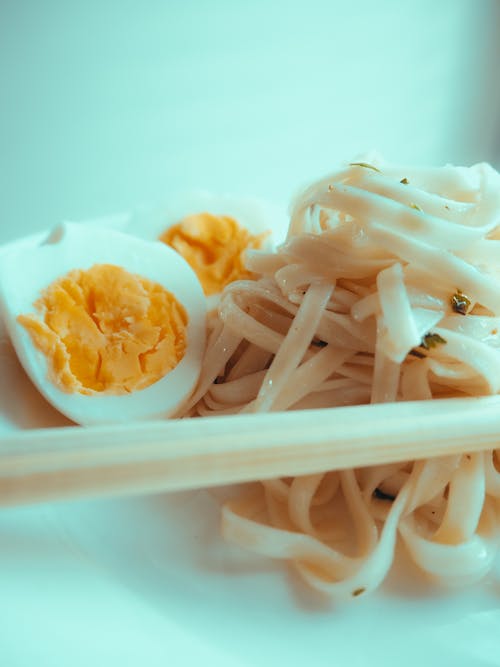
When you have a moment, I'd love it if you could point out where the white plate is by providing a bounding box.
[1,207,500,667]
[1,487,500,666]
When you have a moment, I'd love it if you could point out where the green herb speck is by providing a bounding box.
[421,332,447,350]
[450,290,471,316]
[349,162,381,173]
[409,332,447,358]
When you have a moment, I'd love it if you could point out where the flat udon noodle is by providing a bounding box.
[180,159,500,599]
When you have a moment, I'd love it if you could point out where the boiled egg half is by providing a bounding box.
[124,192,288,307]
[0,222,206,425]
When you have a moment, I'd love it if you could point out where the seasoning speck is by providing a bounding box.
[349,162,381,173]
[421,332,447,350]
[352,587,366,597]
[450,290,471,316]
[410,332,447,357]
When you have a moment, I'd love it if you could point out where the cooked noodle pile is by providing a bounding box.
[183,157,500,599]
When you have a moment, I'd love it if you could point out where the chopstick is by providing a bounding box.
[1,395,499,508]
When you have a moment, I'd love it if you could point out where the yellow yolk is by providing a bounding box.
[17,264,188,395]
[159,212,266,296]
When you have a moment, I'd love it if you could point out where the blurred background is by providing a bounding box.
[0,0,499,242]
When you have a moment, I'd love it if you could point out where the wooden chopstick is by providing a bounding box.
[0,395,499,507]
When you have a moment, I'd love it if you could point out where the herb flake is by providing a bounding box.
[400,177,409,185]
[421,332,447,350]
[352,587,366,597]
[409,202,422,211]
[349,162,381,173]
[450,290,471,316]
[409,332,447,358]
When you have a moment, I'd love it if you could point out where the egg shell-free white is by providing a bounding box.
[0,222,207,425]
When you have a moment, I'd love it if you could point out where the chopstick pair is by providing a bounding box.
[0,395,499,507]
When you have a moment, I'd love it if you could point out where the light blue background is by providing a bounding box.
[1,0,499,243]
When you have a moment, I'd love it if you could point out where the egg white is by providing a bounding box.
[126,191,287,248]
[119,191,288,309]
[0,222,206,426]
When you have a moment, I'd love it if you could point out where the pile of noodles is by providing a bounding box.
[181,157,500,599]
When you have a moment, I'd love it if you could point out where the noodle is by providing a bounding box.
[181,157,500,599]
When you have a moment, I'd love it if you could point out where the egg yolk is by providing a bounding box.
[17,264,188,395]
[159,212,266,296]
